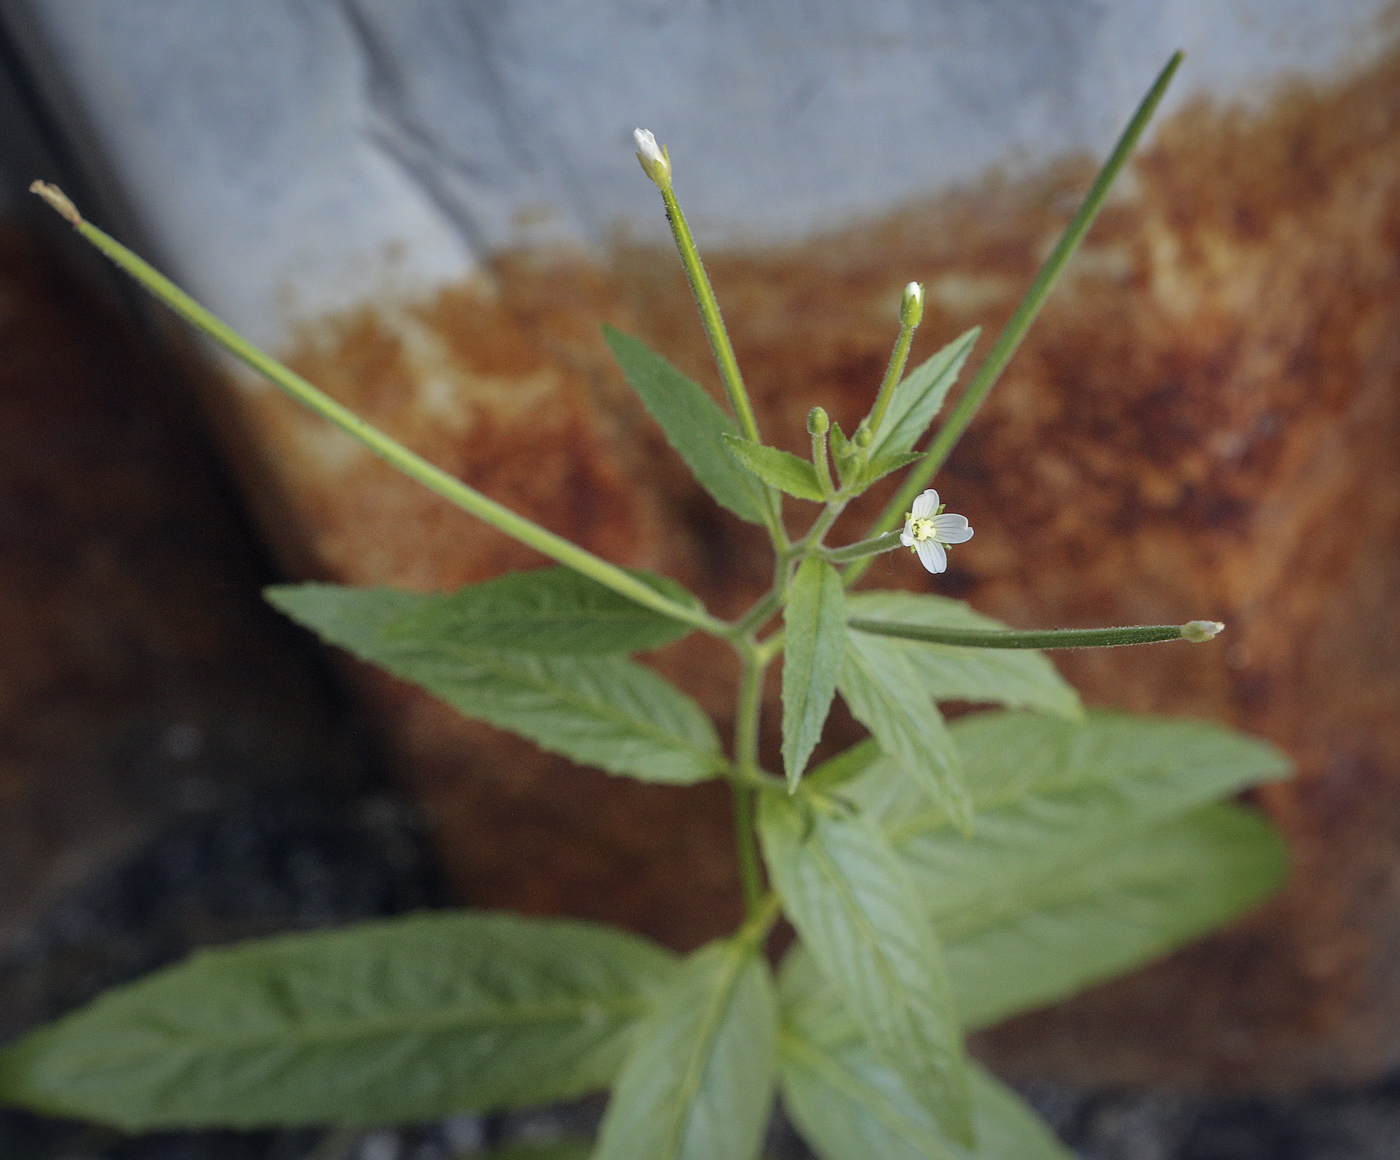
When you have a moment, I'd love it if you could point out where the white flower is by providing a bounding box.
[899,489,973,574]
[633,128,671,187]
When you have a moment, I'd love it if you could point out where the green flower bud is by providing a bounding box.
[807,406,829,435]
[1181,620,1225,642]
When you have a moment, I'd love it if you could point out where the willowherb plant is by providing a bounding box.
[2,53,1291,1160]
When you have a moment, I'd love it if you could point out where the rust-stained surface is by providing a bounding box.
[0,227,346,946]
[238,48,1400,1086]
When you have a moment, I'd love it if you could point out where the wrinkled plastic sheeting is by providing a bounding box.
[21,0,1394,348]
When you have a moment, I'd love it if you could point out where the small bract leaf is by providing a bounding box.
[869,328,980,459]
[722,434,827,502]
[759,794,972,1145]
[854,449,923,489]
[268,584,724,785]
[594,940,777,1160]
[0,913,677,1129]
[383,567,701,654]
[782,559,846,788]
[603,326,765,524]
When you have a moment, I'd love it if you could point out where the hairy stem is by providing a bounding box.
[817,530,905,564]
[845,51,1183,587]
[36,188,732,641]
[658,185,761,444]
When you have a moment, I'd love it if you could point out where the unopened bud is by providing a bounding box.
[633,128,672,190]
[853,424,873,449]
[900,281,924,328]
[1181,620,1225,643]
[807,406,829,436]
[30,180,81,226]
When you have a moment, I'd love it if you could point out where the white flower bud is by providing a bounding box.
[633,128,672,189]
[900,281,924,328]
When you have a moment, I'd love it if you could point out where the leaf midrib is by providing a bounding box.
[661,946,750,1160]
[77,993,650,1062]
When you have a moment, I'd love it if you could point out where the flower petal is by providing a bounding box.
[910,489,940,518]
[900,529,916,547]
[914,538,947,574]
[931,513,974,544]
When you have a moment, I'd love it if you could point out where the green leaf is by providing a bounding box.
[759,794,971,1145]
[777,949,1071,1160]
[805,738,883,793]
[841,709,1291,1026]
[869,328,980,460]
[845,593,1082,720]
[942,804,1288,1030]
[782,559,847,789]
[602,326,764,524]
[0,913,677,1130]
[837,629,971,831]
[595,939,777,1160]
[268,584,724,784]
[381,566,701,655]
[854,450,923,489]
[722,434,826,502]
[828,421,861,489]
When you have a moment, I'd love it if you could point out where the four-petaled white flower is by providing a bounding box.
[899,489,973,574]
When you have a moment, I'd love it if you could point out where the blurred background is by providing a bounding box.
[0,2,1398,1156]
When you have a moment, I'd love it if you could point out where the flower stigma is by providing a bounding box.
[899,488,973,574]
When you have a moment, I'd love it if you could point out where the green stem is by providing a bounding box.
[817,531,904,564]
[733,588,782,638]
[811,426,836,500]
[847,618,1208,649]
[732,654,769,916]
[658,185,761,444]
[735,892,783,951]
[43,193,729,641]
[865,311,919,439]
[845,51,1183,587]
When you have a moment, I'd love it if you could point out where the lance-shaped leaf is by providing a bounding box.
[777,949,1072,1160]
[854,449,923,489]
[758,793,972,1145]
[845,592,1082,720]
[594,939,777,1160]
[381,566,701,655]
[942,804,1288,1030]
[867,327,980,462]
[855,709,1291,911]
[837,629,971,831]
[722,434,826,502]
[268,585,724,784]
[782,559,847,788]
[841,710,1291,1028]
[0,913,676,1130]
[603,326,764,524]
